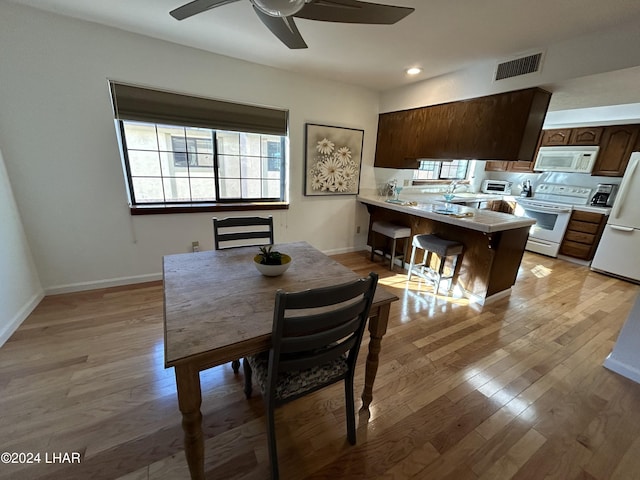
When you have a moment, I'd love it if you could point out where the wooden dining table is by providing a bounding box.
[163,241,398,480]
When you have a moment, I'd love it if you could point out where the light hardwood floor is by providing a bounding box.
[1,251,639,480]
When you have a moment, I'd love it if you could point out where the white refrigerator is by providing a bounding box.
[591,152,640,283]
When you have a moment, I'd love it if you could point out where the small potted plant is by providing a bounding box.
[253,245,292,276]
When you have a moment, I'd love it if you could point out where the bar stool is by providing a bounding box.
[370,221,411,271]
[408,234,464,295]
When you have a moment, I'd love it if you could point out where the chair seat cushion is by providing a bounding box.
[372,221,411,239]
[413,234,463,257]
[247,352,348,401]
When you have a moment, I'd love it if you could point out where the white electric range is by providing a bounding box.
[514,184,592,257]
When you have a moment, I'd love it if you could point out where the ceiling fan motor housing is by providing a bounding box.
[250,0,307,17]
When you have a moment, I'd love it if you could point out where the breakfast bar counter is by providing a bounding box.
[357,193,536,304]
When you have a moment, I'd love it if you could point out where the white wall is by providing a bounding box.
[0,2,380,294]
[380,17,640,113]
[0,147,43,345]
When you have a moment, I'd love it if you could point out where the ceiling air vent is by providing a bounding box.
[495,52,543,81]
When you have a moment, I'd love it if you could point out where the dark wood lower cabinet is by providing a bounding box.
[559,210,607,260]
[365,205,529,300]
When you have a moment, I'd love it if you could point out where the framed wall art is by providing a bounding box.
[304,123,364,196]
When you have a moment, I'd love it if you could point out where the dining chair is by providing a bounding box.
[212,215,274,250]
[213,215,275,373]
[243,272,379,479]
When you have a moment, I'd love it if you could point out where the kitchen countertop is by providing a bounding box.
[572,204,612,215]
[357,193,535,233]
[420,192,504,204]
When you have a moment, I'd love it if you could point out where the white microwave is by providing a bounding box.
[534,146,599,173]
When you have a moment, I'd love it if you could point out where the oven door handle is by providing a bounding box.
[521,205,572,214]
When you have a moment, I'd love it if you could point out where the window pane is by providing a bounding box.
[132,177,164,202]
[123,122,158,150]
[157,125,185,151]
[189,161,215,177]
[241,156,261,178]
[160,152,189,177]
[185,128,213,153]
[217,131,240,155]
[240,133,261,156]
[128,150,161,176]
[218,155,240,178]
[414,160,469,180]
[441,160,468,179]
[190,178,216,201]
[262,136,282,159]
[163,177,191,202]
[264,179,281,198]
[219,178,241,198]
[189,153,214,168]
[242,179,262,198]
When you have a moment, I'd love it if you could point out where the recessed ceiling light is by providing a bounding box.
[406,67,422,75]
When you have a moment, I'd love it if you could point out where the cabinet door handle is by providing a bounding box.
[610,225,634,233]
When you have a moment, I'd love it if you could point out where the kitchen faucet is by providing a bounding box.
[447,180,461,194]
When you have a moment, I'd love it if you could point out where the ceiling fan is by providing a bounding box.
[170,0,415,49]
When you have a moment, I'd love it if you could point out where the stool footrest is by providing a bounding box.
[407,234,464,295]
[370,221,411,272]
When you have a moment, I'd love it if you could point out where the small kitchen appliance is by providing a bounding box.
[534,146,600,173]
[590,183,618,207]
[481,179,511,194]
[520,180,533,197]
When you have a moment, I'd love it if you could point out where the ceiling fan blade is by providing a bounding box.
[295,0,414,24]
[170,0,240,20]
[253,7,308,49]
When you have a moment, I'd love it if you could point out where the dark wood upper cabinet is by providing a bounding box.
[569,127,603,145]
[540,128,571,146]
[374,87,551,168]
[592,125,640,176]
[540,127,603,146]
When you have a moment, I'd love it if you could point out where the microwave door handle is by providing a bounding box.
[611,156,639,220]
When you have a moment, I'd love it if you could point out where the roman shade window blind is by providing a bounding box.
[108,81,288,136]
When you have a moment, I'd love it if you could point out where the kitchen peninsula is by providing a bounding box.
[358,193,536,304]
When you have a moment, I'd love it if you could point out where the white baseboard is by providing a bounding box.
[463,287,512,306]
[603,354,640,385]
[322,245,368,256]
[45,273,163,296]
[0,289,45,347]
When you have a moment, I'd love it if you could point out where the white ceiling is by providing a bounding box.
[7,0,640,109]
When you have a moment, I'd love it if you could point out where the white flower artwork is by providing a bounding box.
[305,124,364,196]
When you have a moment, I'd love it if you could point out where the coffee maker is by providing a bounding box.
[590,183,618,207]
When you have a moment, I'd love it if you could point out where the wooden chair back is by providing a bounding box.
[212,215,274,250]
[268,272,379,404]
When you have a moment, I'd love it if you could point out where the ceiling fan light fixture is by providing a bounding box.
[250,0,307,17]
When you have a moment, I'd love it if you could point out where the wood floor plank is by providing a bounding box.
[1,251,639,479]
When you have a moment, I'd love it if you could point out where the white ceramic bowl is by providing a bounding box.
[253,254,292,277]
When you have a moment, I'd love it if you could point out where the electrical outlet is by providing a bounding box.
[356,226,361,234]
[192,241,200,252]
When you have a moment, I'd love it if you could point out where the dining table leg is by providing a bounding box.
[361,302,391,410]
[175,363,205,480]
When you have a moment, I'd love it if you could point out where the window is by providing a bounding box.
[109,81,288,212]
[120,121,285,204]
[413,160,470,181]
